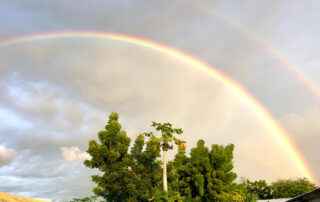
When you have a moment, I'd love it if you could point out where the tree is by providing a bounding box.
[167,147,189,201]
[231,182,257,202]
[209,143,237,201]
[70,196,101,202]
[170,140,238,201]
[271,178,317,198]
[129,133,163,201]
[148,121,186,193]
[241,179,272,199]
[186,139,212,201]
[81,112,258,201]
[84,112,134,201]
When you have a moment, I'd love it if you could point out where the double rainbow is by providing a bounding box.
[185,0,320,103]
[0,31,317,184]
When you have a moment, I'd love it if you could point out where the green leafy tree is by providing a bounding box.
[129,133,163,201]
[186,139,212,201]
[241,179,272,199]
[84,112,134,202]
[81,112,263,201]
[83,113,173,201]
[148,121,185,193]
[70,196,101,202]
[231,183,257,202]
[209,143,237,201]
[271,177,317,198]
[167,147,189,201]
[171,140,237,201]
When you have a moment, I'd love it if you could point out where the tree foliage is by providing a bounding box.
[70,196,101,202]
[271,177,317,198]
[239,177,317,200]
[84,112,135,201]
[82,112,317,202]
[129,133,163,201]
[230,183,257,202]
[84,113,166,202]
[167,140,238,201]
[149,121,185,152]
[241,179,272,200]
[146,121,185,195]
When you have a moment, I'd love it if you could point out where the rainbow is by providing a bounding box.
[185,0,320,103]
[0,31,317,184]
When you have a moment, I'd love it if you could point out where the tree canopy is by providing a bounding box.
[271,178,317,198]
[241,177,317,200]
[241,179,272,200]
[84,112,135,201]
[146,121,185,195]
[80,112,318,202]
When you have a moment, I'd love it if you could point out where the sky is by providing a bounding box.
[0,0,320,201]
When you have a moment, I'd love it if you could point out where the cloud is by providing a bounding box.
[0,148,96,201]
[0,1,320,199]
[0,37,316,201]
[60,146,90,162]
[281,105,320,182]
[0,146,16,166]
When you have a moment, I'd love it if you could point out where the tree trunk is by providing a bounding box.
[163,150,168,192]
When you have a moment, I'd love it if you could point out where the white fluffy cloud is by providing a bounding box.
[60,146,90,162]
[0,146,16,166]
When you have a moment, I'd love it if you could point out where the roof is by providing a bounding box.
[286,188,320,202]
[258,199,289,202]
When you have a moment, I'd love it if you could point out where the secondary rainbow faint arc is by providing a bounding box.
[0,31,317,184]
[184,0,320,103]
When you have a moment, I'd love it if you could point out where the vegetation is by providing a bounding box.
[241,179,272,199]
[83,112,134,201]
[240,177,317,200]
[167,140,238,201]
[70,196,100,202]
[146,121,185,193]
[73,112,318,202]
[271,178,317,198]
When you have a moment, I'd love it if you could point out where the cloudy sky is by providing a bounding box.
[0,0,320,201]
